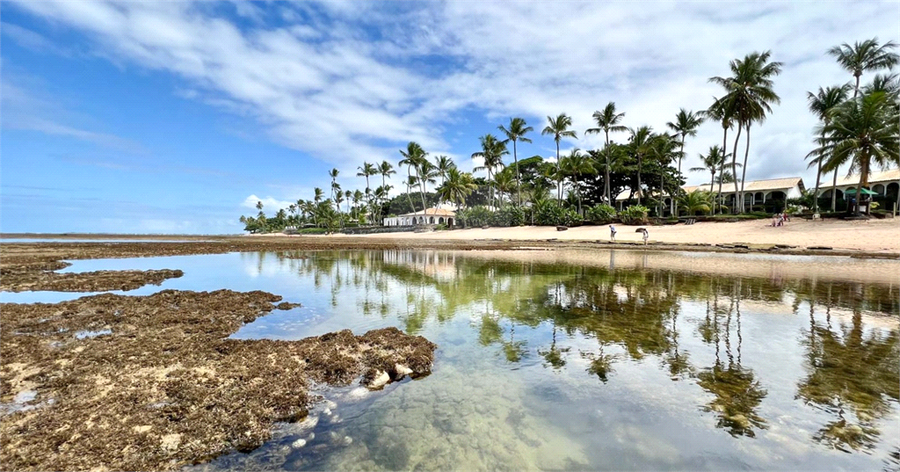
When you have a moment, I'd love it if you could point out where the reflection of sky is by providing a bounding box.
[4,250,899,471]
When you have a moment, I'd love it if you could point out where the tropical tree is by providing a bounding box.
[706,99,735,213]
[666,108,705,174]
[828,38,899,98]
[472,134,508,208]
[498,117,534,206]
[399,142,429,214]
[649,133,682,216]
[690,145,731,193]
[542,113,578,201]
[810,90,900,216]
[379,161,396,193]
[438,168,478,210]
[806,85,851,212]
[586,102,628,204]
[560,148,596,214]
[356,162,377,220]
[710,51,783,213]
[434,155,456,188]
[628,126,654,206]
[678,190,714,215]
[329,168,340,201]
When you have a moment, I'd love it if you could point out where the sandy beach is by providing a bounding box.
[346,218,900,253]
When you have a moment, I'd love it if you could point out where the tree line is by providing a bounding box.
[241,38,899,233]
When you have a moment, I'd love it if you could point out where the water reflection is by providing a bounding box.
[216,249,899,470]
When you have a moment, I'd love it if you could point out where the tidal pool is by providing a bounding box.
[5,249,899,470]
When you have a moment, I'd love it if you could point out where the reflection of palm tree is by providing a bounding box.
[538,322,568,369]
[797,301,899,452]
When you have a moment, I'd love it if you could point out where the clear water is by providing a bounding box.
[3,249,899,471]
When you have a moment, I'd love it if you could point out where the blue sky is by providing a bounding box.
[1,1,898,234]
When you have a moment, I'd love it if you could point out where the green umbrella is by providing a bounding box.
[843,187,878,195]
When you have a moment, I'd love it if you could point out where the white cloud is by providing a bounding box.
[241,194,293,212]
[8,0,899,194]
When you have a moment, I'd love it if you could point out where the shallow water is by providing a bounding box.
[4,249,899,470]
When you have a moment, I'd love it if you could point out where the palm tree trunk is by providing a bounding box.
[831,166,839,212]
[636,156,643,206]
[605,130,612,204]
[813,134,824,214]
[855,152,869,216]
[710,170,715,193]
[406,166,416,213]
[514,140,521,206]
[739,124,751,214]
[717,127,728,214]
[575,175,581,214]
[730,124,743,213]
[556,141,562,202]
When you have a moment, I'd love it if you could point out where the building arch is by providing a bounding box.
[873,184,885,195]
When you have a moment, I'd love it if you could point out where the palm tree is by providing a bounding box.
[710,51,783,213]
[328,168,340,201]
[666,109,705,175]
[399,142,429,214]
[828,38,899,98]
[434,155,456,189]
[542,113,578,201]
[678,190,714,215]
[649,133,682,216]
[418,160,438,215]
[356,162,377,220]
[806,85,851,213]
[493,170,516,205]
[690,145,731,193]
[586,102,628,205]
[628,126,654,205]
[498,117,534,206]
[706,99,735,213]
[472,134,508,208]
[379,161,396,193]
[811,91,899,216]
[437,168,477,210]
[560,148,595,214]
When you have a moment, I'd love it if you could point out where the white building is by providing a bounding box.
[382,208,456,227]
[815,168,900,202]
[616,177,805,213]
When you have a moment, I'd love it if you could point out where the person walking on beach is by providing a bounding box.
[609,224,617,242]
[641,228,649,245]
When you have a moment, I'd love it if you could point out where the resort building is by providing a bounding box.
[815,168,900,207]
[382,208,456,227]
[615,177,806,214]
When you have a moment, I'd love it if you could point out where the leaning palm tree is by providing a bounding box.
[690,145,731,193]
[586,102,628,205]
[542,113,578,201]
[498,117,534,206]
[472,134,508,208]
[628,126,654,206]
[806,85,851,213]
[710,51,783,213]
[810,90,900,216]
[828,38,899,98]
[666,108,705,174]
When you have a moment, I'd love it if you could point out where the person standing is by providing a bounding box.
[641,228,649,245]
[609,224,617,242]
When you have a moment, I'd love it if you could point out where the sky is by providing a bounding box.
[1,1,898,234]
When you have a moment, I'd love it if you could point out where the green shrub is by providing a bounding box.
[456,206,494,227]
[585,204,617,223]
[619,205,649,225]
[299,227,328,235]
[495,205,526,227]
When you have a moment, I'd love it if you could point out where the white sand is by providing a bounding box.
[350,218,900,253]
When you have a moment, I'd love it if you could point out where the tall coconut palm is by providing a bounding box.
[706,99,735,213]
[328,168,340,201]
[542,113,578,201]
[434,155,456,189]
[690,145,732,193]
[498,117,534,206]
[399,142,429,214]
[560,148,595,214]
[649,133,682,216]
[828,38,899,98]
[356,162,377,215]
[379,161,396,193]
[710,51,783,213]
[472,134,508,208]
[586,102,628,205]
[806,85,851,213]
[666,109,705,175]
[810,91,900,216]
[628,126,654,205]
[418,160,438,216]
